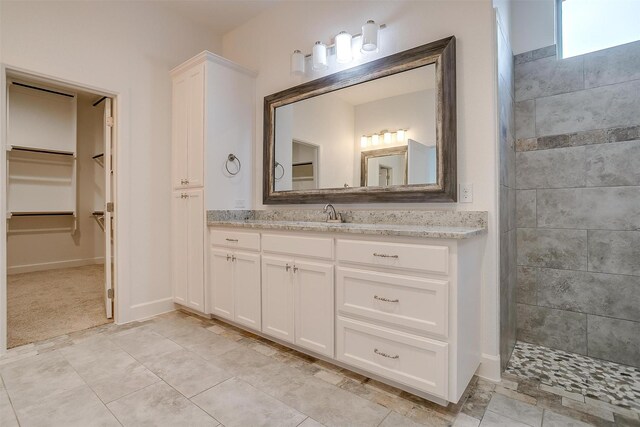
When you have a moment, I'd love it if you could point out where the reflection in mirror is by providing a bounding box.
[273,64,436,192]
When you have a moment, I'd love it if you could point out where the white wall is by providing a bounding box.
[222,0,501,378]
[1,1,222,323]
[511,0,555,54]
[7,92,104,273]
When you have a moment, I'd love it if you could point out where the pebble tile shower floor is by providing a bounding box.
[1,310,639,426]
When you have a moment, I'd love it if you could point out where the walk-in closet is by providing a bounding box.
[5,76,115,348]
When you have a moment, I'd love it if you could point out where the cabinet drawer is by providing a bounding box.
[262,234,333,259]
[336,239,448,275]
[210,229,260,251]
[336,316,448,398]
[337,268,448,337]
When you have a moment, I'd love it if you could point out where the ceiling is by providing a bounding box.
[158,0,281,35]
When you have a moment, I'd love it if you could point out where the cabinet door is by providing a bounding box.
[294,260,334,357]
[234,251,261,331]
[261,255,294,343]
[172,74,188,189]
[186,189,204,311]
[171,192,188,305]
[210,248,234,320]
[186,64,204,188]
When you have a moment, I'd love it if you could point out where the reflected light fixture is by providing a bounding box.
[290,50,305,75]
[361,20,379,52]
[312,41,328,71]
[371,134,380,146]
[335,31,353,64]
[383,131,392,144]
[396,129,406,142]
[360,135,368,148]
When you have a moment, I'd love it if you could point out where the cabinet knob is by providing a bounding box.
[226,254,231,261]
[293,265,298,273]
[285,264,291,272]
[232,255,236,262]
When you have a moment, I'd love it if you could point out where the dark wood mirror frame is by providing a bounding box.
[263,36,456,204]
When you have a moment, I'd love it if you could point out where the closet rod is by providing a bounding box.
[12,82,74,98]
[92,153,104,159]
[11,146,75,156]
[92,96,107,107]
[10,212,74,217]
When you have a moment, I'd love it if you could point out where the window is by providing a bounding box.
[558,0,640,58]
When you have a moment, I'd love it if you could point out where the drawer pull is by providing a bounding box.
[225,238,239,242]
[285,264,291,272]
[374,295,399,303]
[373,253,399,259]
[374,348,399,359]
[226,254,231,261]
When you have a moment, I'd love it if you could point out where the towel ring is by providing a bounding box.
[225,154,241,175]
[274,161,285,180]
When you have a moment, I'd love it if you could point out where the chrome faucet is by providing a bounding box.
[323,204,343,223]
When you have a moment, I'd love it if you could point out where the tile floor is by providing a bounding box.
[0,310,638,427]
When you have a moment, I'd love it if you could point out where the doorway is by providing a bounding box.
[3,70,117,349]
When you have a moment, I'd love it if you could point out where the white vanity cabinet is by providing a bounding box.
[206,226,483,405]
[171,189,204,311]
[209,230,261,331]
[261,234,335,358]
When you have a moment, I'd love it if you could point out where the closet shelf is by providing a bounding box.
[92,211,105,231]
[93,153,104,167]
[9,211,75,217]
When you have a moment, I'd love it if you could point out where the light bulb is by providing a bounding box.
[361,20,379,53]
[396,129,406,142]
[335,31,353,64]
[290,50,305,76]
[360,135,368,148]
[312,41,328,71]
[383,131,392,144]
[371,134,380,145]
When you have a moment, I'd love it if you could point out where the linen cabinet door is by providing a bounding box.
[294,260,334,357]
[171,73,188,189]
[210,248,234,320]
[261,255,294,343]
[186,189,204,311]
[186,63,204,188]
[233,251,261,331]
[171,191,188,305]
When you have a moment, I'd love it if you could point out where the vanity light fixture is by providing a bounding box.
[383,130,392,144]
[312,41,328,71]
[289,21,386,75]
[361,20,379,52]
[335,31,353,64]
[290,50,305,75]
[360,129,408,149]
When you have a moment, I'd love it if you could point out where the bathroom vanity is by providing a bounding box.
[205,214,486,405]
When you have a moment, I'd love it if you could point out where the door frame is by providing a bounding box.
[0,64,121,353]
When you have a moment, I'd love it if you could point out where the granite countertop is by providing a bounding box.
[207,219,486,239]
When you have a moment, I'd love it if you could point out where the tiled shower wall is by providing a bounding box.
[514,41,640,368]
[496,13,517,371]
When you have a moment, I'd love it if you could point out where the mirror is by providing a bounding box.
[264,36,456,204]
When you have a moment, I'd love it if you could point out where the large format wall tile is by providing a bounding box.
[586,139,640,186]
[516,304,587,355]
[537,187,640,230]
[587,315,640,368]
[588,230,640,276]
[535,80,640,137]
[516,266,537,305]
[537,268,640,322]
[516,190,536,228]
[516,147,586,189]
[584,40,640,88]
[515,55,583,101]
[515,100,535,140]
[517,228,587,270]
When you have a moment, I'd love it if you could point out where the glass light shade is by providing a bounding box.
[383,131,392,144]
[312,41,328,71]
[360,135,368,148]
[335,31,353,64]
[290,50,305,76]
[371,134,380,145]
[361,20,379,53]
[396,129,406,142]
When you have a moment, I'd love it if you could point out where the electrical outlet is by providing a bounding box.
[234,199,246,209]
[460,183,473,203]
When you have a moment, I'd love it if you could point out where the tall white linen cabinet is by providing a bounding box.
[170,52,256,313]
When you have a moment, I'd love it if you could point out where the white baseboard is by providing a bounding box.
[8,257,105,275]
[476,353,501,382]
[127,297,175,323]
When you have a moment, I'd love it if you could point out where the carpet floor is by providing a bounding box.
[7,264,112,348]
